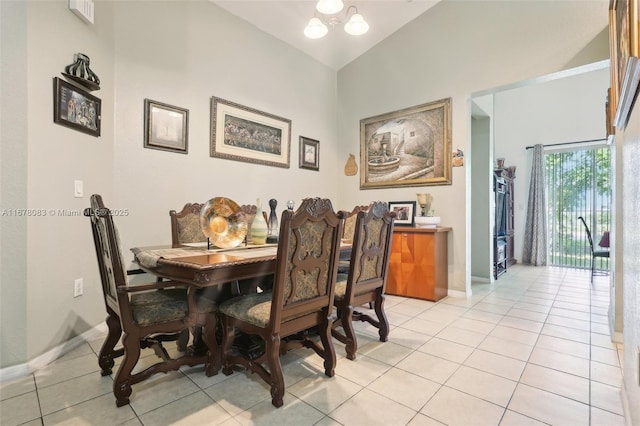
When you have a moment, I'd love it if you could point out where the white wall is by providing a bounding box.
[493,66,610,264]
[336,0,609,293]
[470,115,492,279]
[108,1,338,259]
[618,91,640,426]
[1,0,338,367]
[1,0,29,366]
[1,0,116,367]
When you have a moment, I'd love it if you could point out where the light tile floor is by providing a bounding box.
[0,265,627,425]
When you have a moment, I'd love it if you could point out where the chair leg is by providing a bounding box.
[266,333,284,408]
[374,292,389,342]
[319,314,337,376]
[113,332,140,407]
[177,329,189,352]
[340,304,358,360]
[203,313,220,377]
[221,318,236,376]
[99,313,122,376]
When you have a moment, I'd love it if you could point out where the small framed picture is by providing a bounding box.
[53,77,101,137]
[299,136,319,171]
[144,99,189,154]
[388,201,416,226]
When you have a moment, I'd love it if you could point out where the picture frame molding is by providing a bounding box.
[388,201,416,227]
[143,99,189,154]
[360,98,452,189]
[299,136,320,171]
[611,0,640,129]
[210,97,291,168]
[53,77,101,137]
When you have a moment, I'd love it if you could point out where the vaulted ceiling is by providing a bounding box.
[212,1,440,70]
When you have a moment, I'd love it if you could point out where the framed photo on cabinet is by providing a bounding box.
[388,201,415,226]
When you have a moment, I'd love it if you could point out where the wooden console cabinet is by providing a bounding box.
[386,227,450,302]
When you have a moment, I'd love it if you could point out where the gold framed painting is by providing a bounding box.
[360,98,452,189]
[611,0,640,129]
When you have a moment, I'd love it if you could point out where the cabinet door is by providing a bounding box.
[402,232,436,300]
[387,232,437,300]
[386,232,405,296]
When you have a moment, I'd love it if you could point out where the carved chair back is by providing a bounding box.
[269,198,346,330]
[87,194,129,319]
[170,202,206,247]
[345,201,395,301]
[342,205,369,243]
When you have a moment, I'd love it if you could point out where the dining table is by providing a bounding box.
[131,243,279,289]
[131,241,351,360]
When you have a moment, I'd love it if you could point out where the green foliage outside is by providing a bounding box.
[545,147,611,269]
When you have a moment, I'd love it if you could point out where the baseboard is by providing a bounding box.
[611,330,624,344]
[620,378,634,426]
[447,289,468,298]
[471,275,491,283]
[0,323,107,383]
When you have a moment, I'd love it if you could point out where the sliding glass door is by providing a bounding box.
[545,147,611,269]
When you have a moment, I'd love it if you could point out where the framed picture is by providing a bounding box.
[299,136,319,171]
[388,201,416,226]
[144,99,189,154]
[611,0,640,129]
[210,97,291,168]
[53,77,101,137]
[360,98,452,189]
[608,7,620,134]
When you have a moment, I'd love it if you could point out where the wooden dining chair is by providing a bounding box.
[332,201,395,360]
[87,194,219,407]
[338,205,369,274]
[169,202,207,247]
[218,197,346,407]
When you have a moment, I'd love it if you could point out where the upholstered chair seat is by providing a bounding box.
[130,289,217,326]
[219,292,272,327]
[333,279,347,301]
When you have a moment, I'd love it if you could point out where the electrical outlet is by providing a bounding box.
[74,278,83,298]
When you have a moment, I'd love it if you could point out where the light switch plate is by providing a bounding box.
[74,180,83,198]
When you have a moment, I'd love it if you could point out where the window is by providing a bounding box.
[545,147,611,269]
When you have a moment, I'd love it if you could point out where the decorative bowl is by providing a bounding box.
[414,216,440,227]
[200,197,248,248]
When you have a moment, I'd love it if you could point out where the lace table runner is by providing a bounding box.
[132,244,277,268]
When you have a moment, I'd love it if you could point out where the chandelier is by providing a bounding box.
[304,0,369,39]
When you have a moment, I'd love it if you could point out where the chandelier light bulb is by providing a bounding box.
[344,13,369,36]
[316,0,344,15]
[304,17,329,39]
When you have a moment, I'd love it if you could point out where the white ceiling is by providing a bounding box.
[212,1,441,70]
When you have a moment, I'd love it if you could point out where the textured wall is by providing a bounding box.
[620,102,640,425]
